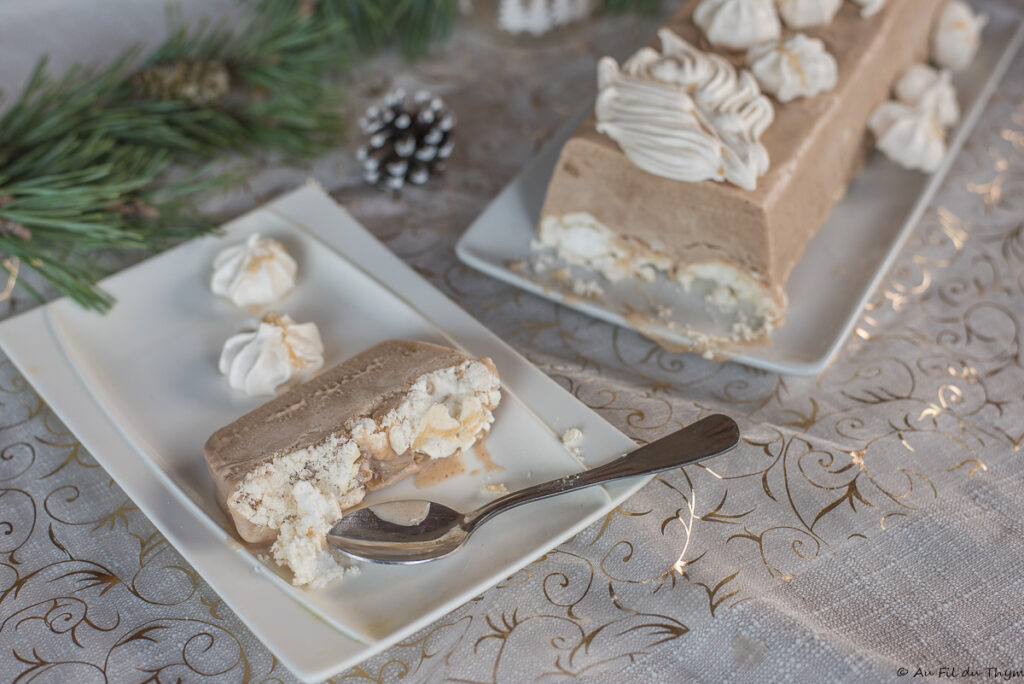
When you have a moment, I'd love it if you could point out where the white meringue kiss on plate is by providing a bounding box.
[219,313,324,397]
[931,0,987,72]
[894,64,959,127]
[867,62,959,174]
[868,102,947,173]
[211,233,297,310]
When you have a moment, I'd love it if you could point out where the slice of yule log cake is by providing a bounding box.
[204,339,501,587]
[534,0,954,345]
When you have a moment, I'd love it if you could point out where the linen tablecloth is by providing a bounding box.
[1,2,1022,681]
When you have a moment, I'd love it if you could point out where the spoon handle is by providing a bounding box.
[463,414,739,531]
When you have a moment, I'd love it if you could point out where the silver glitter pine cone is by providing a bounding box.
[357,89,455,192]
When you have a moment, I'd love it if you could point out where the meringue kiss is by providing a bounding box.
[211,234,297,309]
[219,313,324,397]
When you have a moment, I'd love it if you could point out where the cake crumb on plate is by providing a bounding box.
[561,428,585,466]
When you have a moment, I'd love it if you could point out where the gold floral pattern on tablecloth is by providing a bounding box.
[2,3,1024,682]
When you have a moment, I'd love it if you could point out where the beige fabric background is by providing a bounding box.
[1,1,1022,682]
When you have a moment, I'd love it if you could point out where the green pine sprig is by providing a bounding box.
[0,1,349,311]
[295,0,457,58]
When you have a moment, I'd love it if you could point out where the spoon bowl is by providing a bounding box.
[328,414,740,564]
[329,502,468,564]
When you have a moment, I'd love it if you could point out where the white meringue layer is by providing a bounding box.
[219,313,324,397]
[747,34,838,103]
[693,0,780,51]
[211,234,297,309]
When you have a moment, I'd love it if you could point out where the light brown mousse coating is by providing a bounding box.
[539,0,945,308]
[204,339,485,543]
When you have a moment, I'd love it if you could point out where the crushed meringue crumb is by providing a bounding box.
[561,428,585,465]
[568,277,604,298]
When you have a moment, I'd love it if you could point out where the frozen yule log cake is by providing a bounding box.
[535,0,945,343]
[204,339,501,587]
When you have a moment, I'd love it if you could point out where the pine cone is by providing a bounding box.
[357,90,455,192]
[133,59,231,105]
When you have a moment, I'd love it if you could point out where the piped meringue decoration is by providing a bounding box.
[595,28,775,191]
[848,0,885,18]
[931,0,987,72]
[693,0,780,51]
[219,313,324,397]
[777,0,842,29]
[894,64,959,127]
[747,34,838,103]
[211,234,297,309]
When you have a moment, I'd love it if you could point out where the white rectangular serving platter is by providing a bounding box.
[0,184,646,683]
[456,2,1024,376]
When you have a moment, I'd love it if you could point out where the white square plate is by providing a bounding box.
[456,2,1024,375]
[0,185,644,682]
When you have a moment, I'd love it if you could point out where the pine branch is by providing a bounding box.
[125,5,349,159]
[385,0,457,57]
[0,0,349,311]
[288,0,458,58]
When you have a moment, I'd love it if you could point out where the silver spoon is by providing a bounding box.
[328,413,739,564]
